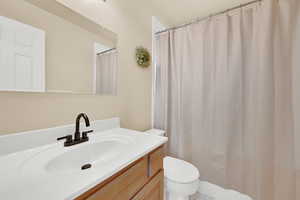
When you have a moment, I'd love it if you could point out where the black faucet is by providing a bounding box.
[75,113,90,141]
[57,113,94,147]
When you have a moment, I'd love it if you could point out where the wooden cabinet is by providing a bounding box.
[148,147,164,178]
[76,146,164,200]
[131,171,164,200]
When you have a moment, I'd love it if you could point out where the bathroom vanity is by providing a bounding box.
[76,146,164,200]
[0,118,168,200]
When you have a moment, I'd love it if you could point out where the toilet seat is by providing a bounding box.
[164,156,199,184]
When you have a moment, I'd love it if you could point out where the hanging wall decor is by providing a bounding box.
[135,47,151,68]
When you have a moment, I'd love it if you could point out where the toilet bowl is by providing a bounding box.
[145,129,200,200]
[164,156,200,200]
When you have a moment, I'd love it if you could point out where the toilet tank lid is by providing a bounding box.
[145,129,166,136]
[164,156,200,183]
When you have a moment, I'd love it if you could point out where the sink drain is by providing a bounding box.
[81,163,92,170]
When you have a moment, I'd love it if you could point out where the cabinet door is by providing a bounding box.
[148,147,164,178]
[132,171,164,200]
[81,157,148,200]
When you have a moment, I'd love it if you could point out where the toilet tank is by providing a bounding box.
[145,129,166,136]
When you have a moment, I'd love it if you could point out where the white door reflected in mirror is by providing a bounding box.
[0,16,45,92]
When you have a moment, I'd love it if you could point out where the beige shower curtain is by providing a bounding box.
[154,0,299,199]
[95,50,118,95]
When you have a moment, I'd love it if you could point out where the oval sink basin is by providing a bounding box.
[46,140,124,174]
[20,135,133,175]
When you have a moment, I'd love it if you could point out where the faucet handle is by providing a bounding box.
[57,135,73,143]
[82,130,94,140]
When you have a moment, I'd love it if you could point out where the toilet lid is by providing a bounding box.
[164,156,200,183]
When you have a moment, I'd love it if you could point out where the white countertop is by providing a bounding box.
[0,128,168,200]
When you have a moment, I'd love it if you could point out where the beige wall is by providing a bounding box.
[0,0,156,135]
[0,0,115,94]
[145,0,254,26]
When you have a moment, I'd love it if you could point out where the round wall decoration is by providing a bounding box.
[135,47,151,68]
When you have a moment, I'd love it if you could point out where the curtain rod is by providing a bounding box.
[155,0,262,35]
[97,48,117,55]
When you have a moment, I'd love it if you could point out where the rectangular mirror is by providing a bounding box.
[0,0,118,95]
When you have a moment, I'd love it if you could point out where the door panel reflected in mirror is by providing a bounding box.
[0,0,118,95]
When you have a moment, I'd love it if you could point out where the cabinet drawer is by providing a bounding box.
[148,147,164,177]
[132,170,164,200]
[81,157,148,200]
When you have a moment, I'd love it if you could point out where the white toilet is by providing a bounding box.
[145,129,200,200]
